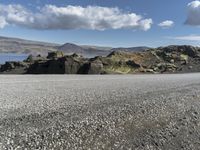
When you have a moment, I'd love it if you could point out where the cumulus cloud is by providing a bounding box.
[158,20,174,28]
[169,35,200,41]
[0,17,7,28]
[185,0,200,25]
[0,4,153,31]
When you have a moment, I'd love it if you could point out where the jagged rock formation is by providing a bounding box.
[150,45,200,73]
[1,45,200,74]
[26,52,87,74]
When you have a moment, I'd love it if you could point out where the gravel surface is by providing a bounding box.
[0,74,200,149]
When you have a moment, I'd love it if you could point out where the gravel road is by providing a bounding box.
[1,74,200,149]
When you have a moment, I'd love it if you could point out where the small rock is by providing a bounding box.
[189,66,193,69]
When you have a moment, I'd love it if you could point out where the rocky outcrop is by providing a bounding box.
[159,45,199,58]
[1,45,200,74]
[126,60,141,68]
[27,53,88,74]
[0,61,28,73]
[47,51,64,59]
[152,63,177,73]
[25,54,46,63]
[85,60,104,74]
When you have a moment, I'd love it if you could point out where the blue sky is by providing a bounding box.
[0,0,200,47]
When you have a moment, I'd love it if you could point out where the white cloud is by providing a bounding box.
[185,0,200,25]
[139,19,153,31]
[0,4,153,31]
[167,35,200,41]
[0,17,7,28]
[158,20,174,28]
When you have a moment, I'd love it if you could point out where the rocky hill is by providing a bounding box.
[1,45,200,74]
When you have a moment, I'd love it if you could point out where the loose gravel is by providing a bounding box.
[0,74,200,149]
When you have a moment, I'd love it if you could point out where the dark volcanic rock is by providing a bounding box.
[155,63,177,73]
[159,45,199,58]
[25,54,46,63]
[0,61,28,72]
[126,60,141,68]
[27,56,87,74]
[87,60,104,74]
[1,45,200,74]
[64,56,86,74]
[27,59,65,74]
[47,51,64,59]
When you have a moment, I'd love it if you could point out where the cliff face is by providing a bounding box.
[1,45,200,74]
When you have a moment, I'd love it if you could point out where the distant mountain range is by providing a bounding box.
[111,47,151,52]
[0,36,151,57]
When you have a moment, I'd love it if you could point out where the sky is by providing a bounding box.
[0,0,200,47]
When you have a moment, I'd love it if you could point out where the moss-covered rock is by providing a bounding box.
[47,51,64,59]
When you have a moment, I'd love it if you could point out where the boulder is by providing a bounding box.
[25,55,34,62]
[64,57,85,74]
[126,60,141,68]
[25,54,46,63]
[179,54,188,65]
[86,60,104,74]
[0,61,28,72]
[156,63,177,73]
[144,69,155,73]
[71,53,82,58]
[170,59,175,63]
[188,66,193,69]
[47,51,64,59]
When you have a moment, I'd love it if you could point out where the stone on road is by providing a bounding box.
[0,74,200,149]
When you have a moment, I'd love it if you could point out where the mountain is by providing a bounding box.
[111,46,151,52]
[81,45,112,51]
[57,43,84,53]
[0,36,59,55]
[56,44,150,57]
[0,36,111,57]
[0,36,151,57]
[57,43,111,57]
